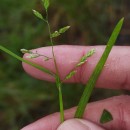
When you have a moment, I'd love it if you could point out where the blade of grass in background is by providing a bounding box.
[0,45,55,77]
[75,18,124,118]
[100,109,113,123]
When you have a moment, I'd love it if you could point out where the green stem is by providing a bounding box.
[46,11,60,77]
[58,83,64,122]
[46,10,64,122]
[46,21,60,76]
[34,51,52,59]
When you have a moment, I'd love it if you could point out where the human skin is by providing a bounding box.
[21,45,130,130]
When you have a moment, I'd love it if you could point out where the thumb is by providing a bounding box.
[57,119,106,130]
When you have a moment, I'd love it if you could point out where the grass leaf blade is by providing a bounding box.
[0,45,55,76]
[100,109,113,124]
[75,18,124,118]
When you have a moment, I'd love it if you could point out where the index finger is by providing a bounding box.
[22,45,130,90]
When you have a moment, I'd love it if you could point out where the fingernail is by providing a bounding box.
[57,119,105,130]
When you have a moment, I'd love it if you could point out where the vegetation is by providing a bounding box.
[0,0,128,129]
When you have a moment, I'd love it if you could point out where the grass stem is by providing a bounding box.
[46,10,64,122]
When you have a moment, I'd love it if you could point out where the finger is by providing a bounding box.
[57,119,106,130]
[21,95,130,130]
[22,45,130,89]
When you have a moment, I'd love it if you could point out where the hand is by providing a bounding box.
[21,45,130,130]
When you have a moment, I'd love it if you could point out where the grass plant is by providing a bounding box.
[0,0,124,124]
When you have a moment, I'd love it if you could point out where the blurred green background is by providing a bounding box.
[0,0,130,129]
